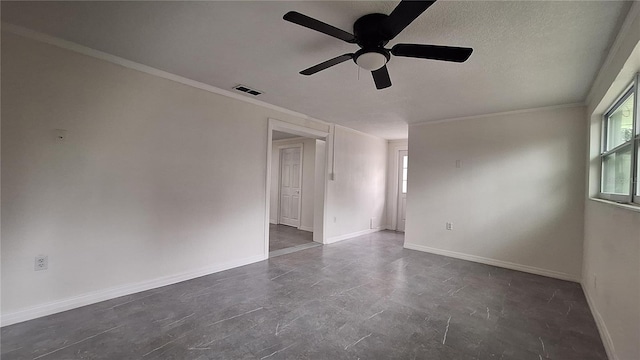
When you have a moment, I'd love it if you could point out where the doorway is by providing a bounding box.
[278,145,303,228]
[265,119,329,258]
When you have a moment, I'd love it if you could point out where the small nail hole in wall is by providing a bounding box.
[53,129,67,142]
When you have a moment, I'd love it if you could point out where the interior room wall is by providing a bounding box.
[270,137,316,232]
[313,140,327,244]
[1,31,335,325]
[324,126,387,243]
[405,105,587,281]
[386,139,408,231]
[582,4,640,359]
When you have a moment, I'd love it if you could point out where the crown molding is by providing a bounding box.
[410,103,585,127]
[1,22,323,123]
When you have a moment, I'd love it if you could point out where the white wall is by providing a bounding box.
[405,106,587,281]
[582,203,639,360]
[1,32,334,325]
[582,4,640,360]
[270,137,316,231]
[325,126,387,243]
[313,140,326,243]
[386,139,408,231]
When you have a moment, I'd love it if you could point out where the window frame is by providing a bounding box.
[634,77,640,205]
[599,73,639,204]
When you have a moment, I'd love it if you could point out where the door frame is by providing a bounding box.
[265,118,330,258]
[397,150,408,232]
[276,143,304,228]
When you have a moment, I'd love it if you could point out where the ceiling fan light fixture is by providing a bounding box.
[355,51,389,71]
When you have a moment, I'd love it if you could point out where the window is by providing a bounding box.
[401,155,408,193]
[600,73,639,204]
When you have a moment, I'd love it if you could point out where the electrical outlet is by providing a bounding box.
[446,222,453,230]
[35,255,48,271]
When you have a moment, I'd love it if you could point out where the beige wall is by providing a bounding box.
[582,202,639,360]
[313,139,327,243]
[270,137,316,231]
[405,106,587,281]
[325,126,387,242]
[0,32,345,325]
[0,31,288,322]
[582,4,640,360]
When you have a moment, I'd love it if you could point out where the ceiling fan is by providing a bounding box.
[283,0,473,90]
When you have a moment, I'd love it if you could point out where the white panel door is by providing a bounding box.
[397,150,408,232]
[279,146,302,227]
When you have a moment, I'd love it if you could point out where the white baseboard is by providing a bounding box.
[582,284,617,360]
[1,254,266,327]
[269,219,277,224]
[298,225,314,232]
[325,227,384,244]
[403,243,580,282]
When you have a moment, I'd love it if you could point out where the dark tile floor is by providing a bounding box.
[269,224,314,252]
[1,231,606,360]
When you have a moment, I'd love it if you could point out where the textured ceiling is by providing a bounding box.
[1,1,631,139]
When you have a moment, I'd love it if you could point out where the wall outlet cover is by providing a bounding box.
[35,255,48,271]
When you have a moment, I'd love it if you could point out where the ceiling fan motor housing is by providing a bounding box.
[353,13,391,48]
[353,13,392,71]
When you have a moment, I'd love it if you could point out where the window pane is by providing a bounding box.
[403,155,408,169]
[602,146,632,194]
[606,93,634,150]
[402,168,408,182]
[402,180,407,193]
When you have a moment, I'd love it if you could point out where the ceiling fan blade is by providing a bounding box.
[382,1,437,40]
[372,65,392,90]
[391,44,473,62]
[300,54,354,75]
[284,11,357,43]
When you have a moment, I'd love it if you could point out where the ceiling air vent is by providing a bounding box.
[233,84,262,96]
